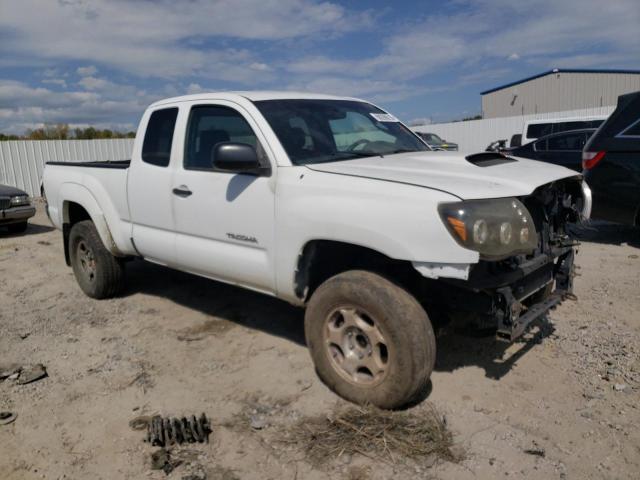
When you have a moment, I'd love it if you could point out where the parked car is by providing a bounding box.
[509,129,596,172]
[583,91,640,226]
[521,116,606,145]
[43,91,590,408]
[0,184,36,233]
[485,139,509,153]
[416,132,458,151]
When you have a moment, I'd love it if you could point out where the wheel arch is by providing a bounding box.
[59,184,122,265]
[293,239,425,303]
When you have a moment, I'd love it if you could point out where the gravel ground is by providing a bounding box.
[1,203,639,480]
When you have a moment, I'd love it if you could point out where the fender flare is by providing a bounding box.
[59,183,123,263]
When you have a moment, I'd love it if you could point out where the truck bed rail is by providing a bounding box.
[46,160,130,169]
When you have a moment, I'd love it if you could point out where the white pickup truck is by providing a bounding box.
[43,92,591,408]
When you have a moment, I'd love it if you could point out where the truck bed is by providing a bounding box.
[46,160,131,169]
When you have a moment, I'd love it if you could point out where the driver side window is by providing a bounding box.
[184,105,264,171]
[329,111,395,150]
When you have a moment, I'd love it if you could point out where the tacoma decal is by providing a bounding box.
[226,233,258,244]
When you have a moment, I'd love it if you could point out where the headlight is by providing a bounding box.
[439,198,538,258]
[10,195,31,207]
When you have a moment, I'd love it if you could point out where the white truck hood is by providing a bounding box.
[306,151,580,200]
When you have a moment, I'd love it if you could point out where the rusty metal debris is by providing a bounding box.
[523,448,546,457]
[147,414,211,447]
[150,448,181,474]
[17,364,47,384]
[0,363,47,385]
[129,415,152,431]
[0,363,22,380]
[0,412,17,426]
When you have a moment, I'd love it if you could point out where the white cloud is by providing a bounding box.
[42,78,68,88]
[0,0,638,132]
[0,79,151,133]
[78,76,109,90]
[0,0,370,82]
[77,65,98,76]
[286,0,639,98]
[249,63,271,71]
[186,83,205,94]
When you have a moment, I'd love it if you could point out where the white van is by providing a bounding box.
[520,116,607,145]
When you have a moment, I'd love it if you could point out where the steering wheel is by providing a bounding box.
[346,139,372,152]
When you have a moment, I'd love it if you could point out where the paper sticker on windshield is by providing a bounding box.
[370,113,399,122]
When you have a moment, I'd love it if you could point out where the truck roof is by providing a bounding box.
[150,91,364,108]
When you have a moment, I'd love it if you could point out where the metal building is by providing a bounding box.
[0,139,134,196]
[481,69,640,118]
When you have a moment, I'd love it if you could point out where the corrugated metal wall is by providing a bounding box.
[413,106,615,153]
[0,139,134,196]
[482,72,640,118]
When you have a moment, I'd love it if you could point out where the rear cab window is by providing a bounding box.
[142,108,178,167]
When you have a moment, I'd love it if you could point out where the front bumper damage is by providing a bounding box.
[494,247,575,341]
[433,177,585,342]
[439,244,577,342]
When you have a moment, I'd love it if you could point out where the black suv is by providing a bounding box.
[510,128,596,172]
[583,91,640,226]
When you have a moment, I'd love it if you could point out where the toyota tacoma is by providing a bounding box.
[42,92,591,408]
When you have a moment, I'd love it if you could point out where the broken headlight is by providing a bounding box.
[439,198,538,258]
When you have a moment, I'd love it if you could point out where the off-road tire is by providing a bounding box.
[69,220,124,299]
[7,222,28,234]
[305,270,436,409]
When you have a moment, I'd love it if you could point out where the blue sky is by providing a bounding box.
[1,0,638,134]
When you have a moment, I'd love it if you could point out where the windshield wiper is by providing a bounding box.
[330,151,384,160]
[385,149,419,155]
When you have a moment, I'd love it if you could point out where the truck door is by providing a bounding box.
[171,101,276,293]
[127,107,179,265]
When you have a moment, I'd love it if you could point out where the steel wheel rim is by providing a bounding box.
[77,240,96,283]
[323,306,390,386]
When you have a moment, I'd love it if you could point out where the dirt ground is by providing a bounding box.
[1,202,639,480]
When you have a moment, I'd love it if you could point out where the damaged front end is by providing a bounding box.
[438,177,588,341]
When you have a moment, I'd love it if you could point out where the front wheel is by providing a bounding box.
[304,270,436,409]
[69,220,124,299]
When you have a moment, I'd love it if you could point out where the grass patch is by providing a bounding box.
[286,404,458,467]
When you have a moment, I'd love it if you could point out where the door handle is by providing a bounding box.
[172,185,192,197]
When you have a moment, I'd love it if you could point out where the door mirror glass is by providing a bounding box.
[212,142,264,173]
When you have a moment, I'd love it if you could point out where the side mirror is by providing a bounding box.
[212,142,268,175]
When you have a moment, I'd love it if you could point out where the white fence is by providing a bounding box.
[0,139,134,196]
[413,106,615,153]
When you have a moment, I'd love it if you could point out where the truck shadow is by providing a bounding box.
[0,222,55,237]
[124,259,307,346]
[434,320,556,380]
[124,259,551,386]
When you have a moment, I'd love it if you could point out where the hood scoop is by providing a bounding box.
[465,152,517,167]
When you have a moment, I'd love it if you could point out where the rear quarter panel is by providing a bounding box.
[43,164,135,255]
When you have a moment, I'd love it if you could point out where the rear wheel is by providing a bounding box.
[305,270,436,409]
[69,220,124,299]
[7,222,28,234]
